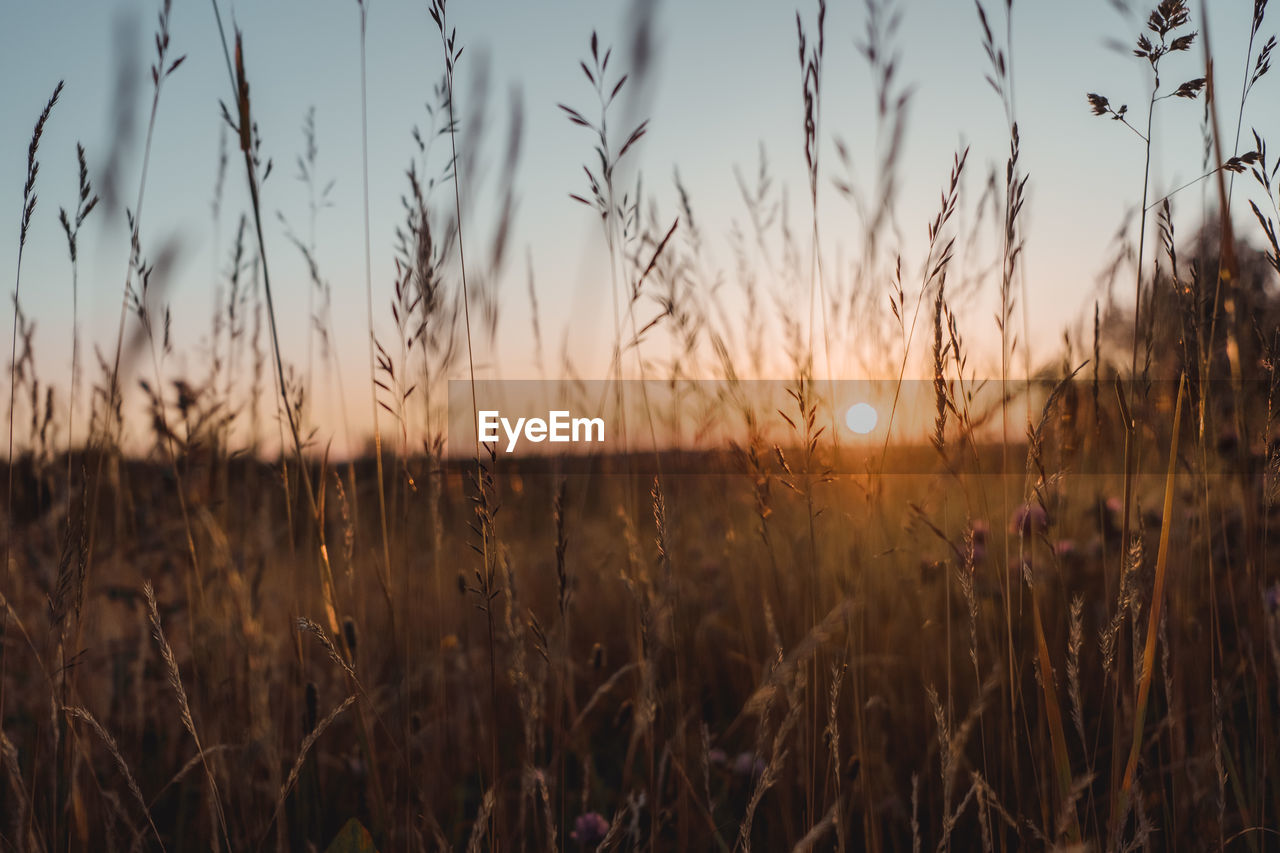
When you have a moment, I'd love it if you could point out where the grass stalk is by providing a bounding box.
[1119,374,1186,823]
[356,0,396,614]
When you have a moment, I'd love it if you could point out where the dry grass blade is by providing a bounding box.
[146,744,236,810]
[791,801,838,852]
[208,8,331,598]
[7,80,64,633]
[741,598,851,717]
[64,706,166,852]
[0,729,39,851]
[1013,369,1086,844]
[595,807,628,853]
[910,773,921,853]
[1067,595,1087,752]
[143,581,230,848]
[1120,374,1186,806]
[1030,593,1080,843]
[534,768,558,853]
[466,787,497,853]
[260,693,355,847]
[0,590,51,680]
[143,583,194,741]
[297,616,358,683]
[129,744,237,852]
[355,0,395,619]
[567,662,640,735]
[737,755,781,853]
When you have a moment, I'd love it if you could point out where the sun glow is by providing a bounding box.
[844,402,878,435]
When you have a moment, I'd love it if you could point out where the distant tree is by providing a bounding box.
[1097,218,1278,455]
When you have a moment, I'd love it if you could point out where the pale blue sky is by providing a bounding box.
[1,0,1274,453]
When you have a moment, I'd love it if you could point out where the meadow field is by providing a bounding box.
[3,0,1280,850]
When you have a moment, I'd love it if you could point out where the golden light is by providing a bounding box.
[844,402,878,435]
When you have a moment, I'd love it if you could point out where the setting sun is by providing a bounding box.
[844,401,878,434]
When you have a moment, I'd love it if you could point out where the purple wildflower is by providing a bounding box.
[733,750,765,779]
[571,812,610,847]
[1010,502,1049,536]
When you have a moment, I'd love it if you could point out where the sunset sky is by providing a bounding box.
[1,0,1274,455]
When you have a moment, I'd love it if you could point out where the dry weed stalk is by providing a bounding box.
[143,581,230,847]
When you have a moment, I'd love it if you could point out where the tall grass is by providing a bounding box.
[5,78,62,733]
[2,0,1279,850]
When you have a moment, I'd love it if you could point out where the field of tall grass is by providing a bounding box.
[4,0,1280,849]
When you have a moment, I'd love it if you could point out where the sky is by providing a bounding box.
[1,0,1275,456]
